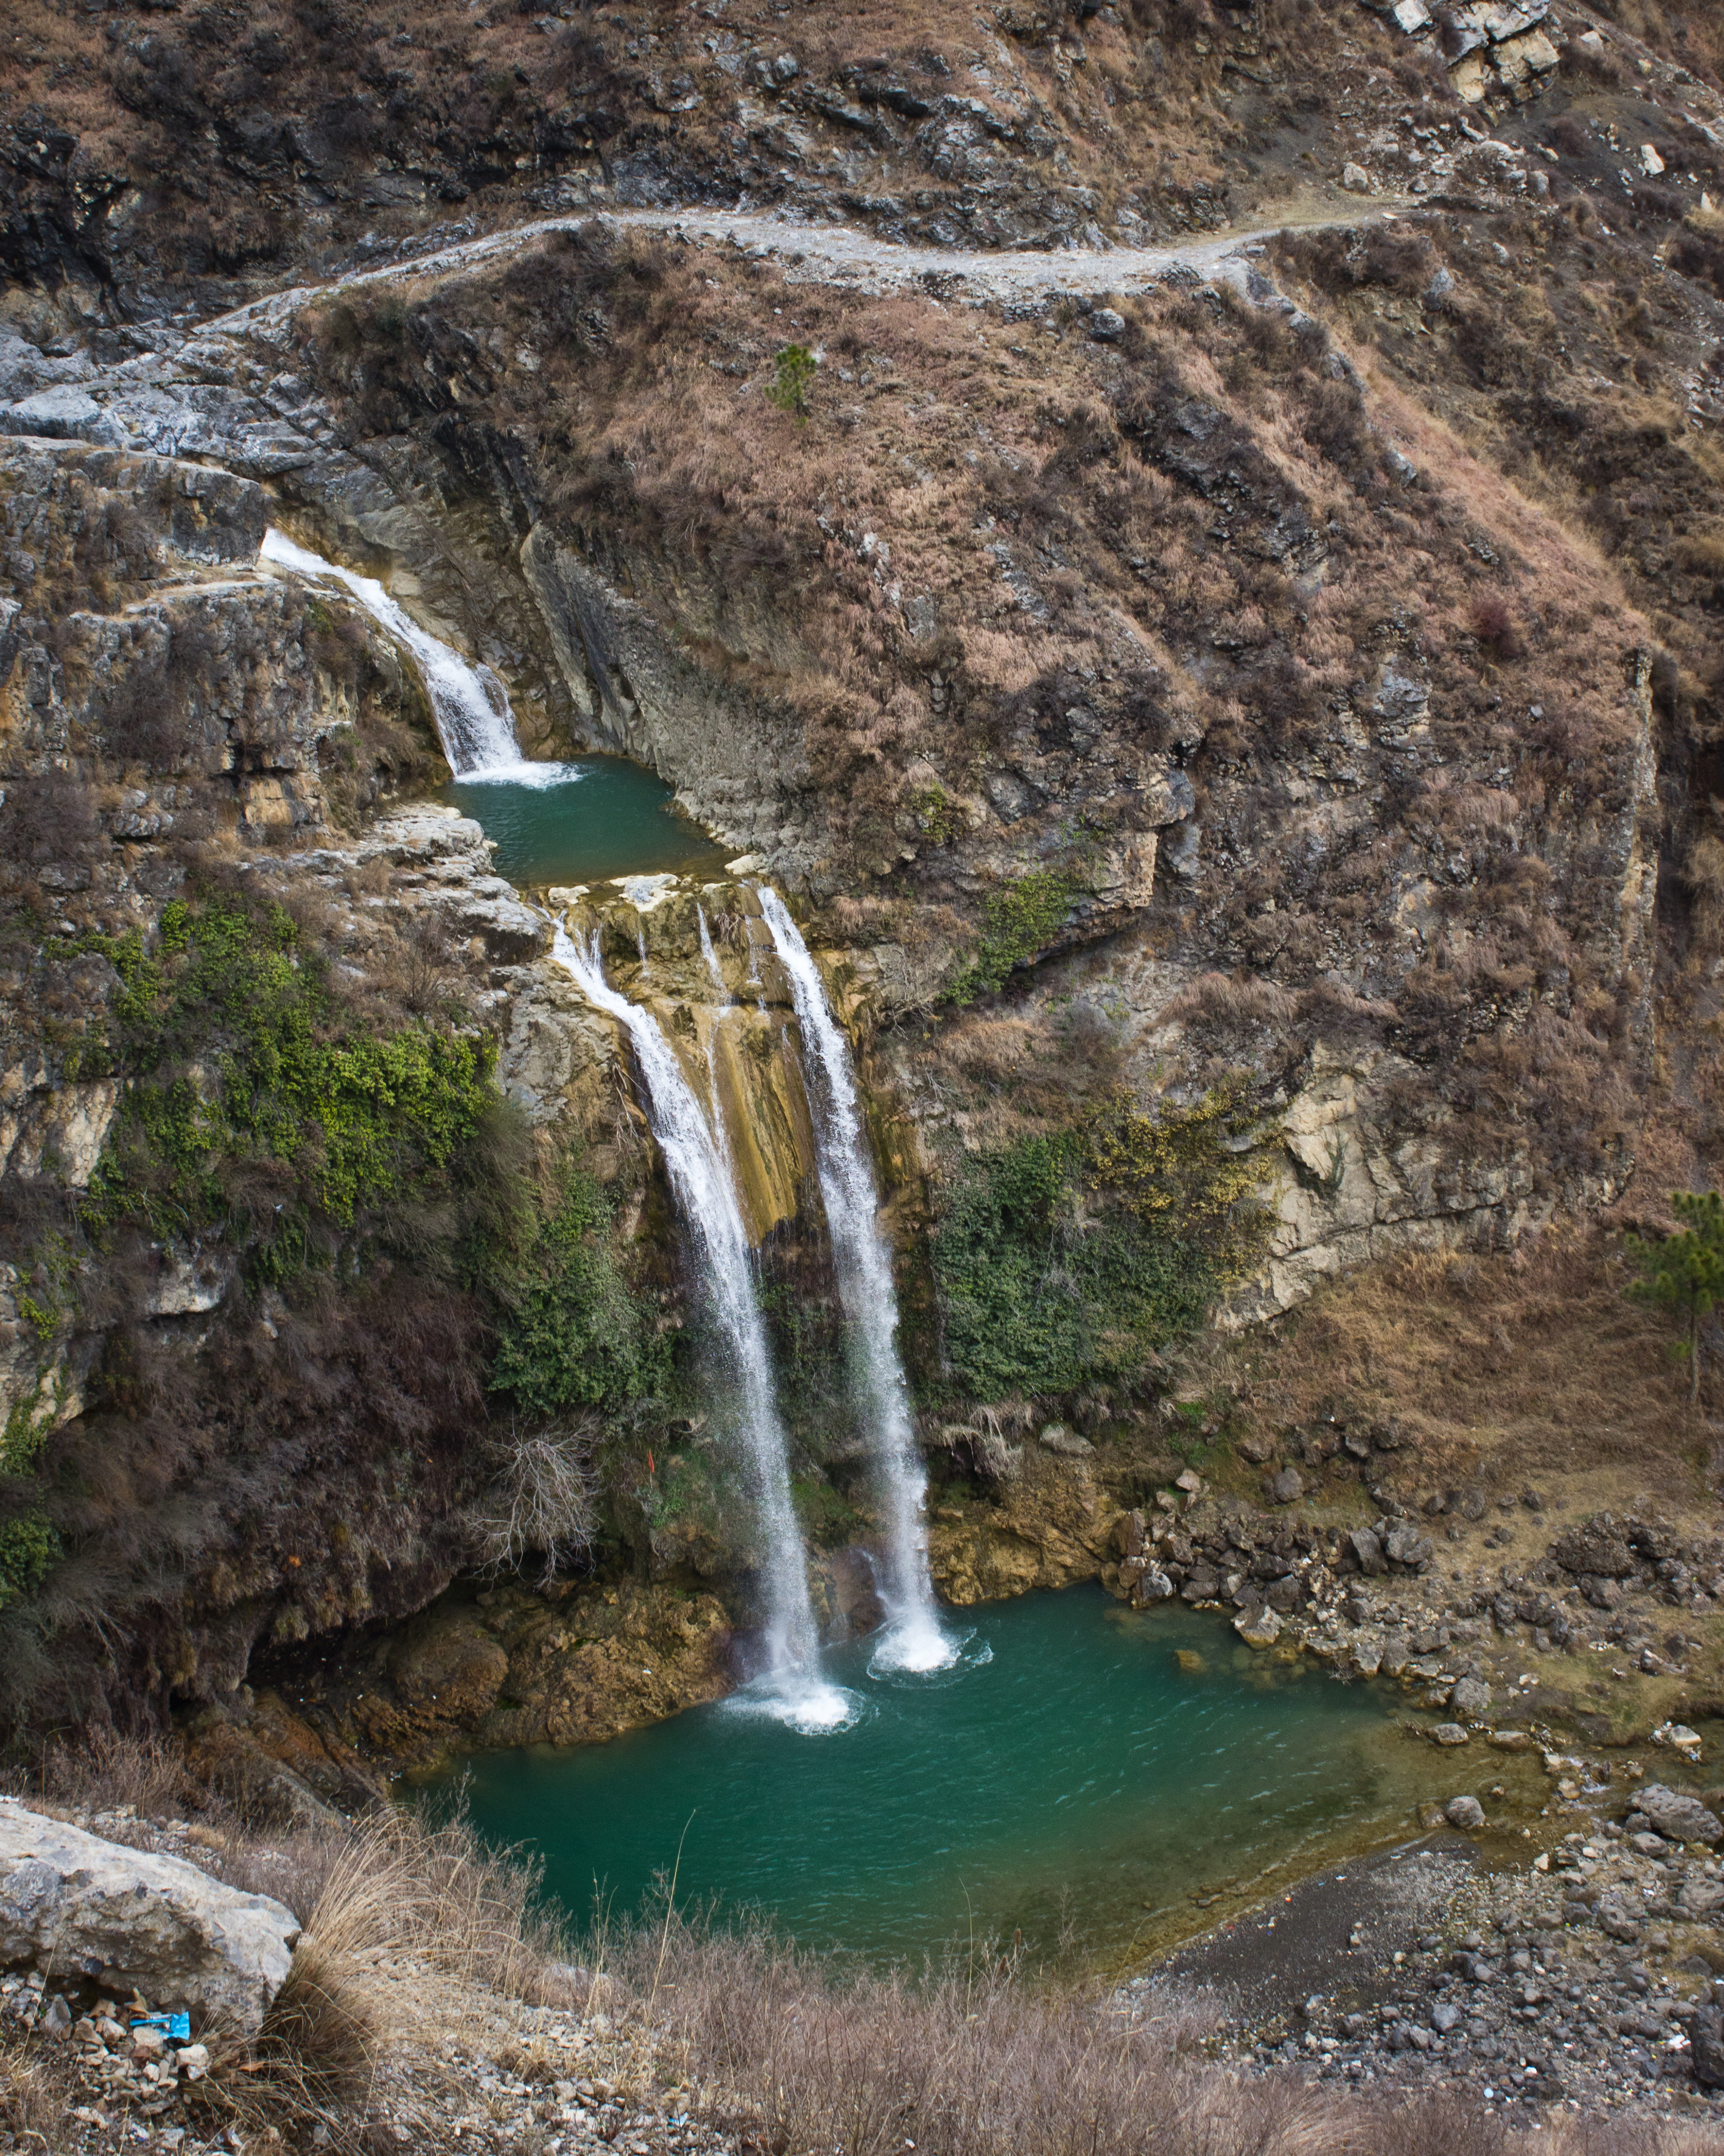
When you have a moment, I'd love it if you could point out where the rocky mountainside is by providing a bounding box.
[2,0,1724,1767]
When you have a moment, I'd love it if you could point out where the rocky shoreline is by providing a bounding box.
[1157,1783,1724,2121]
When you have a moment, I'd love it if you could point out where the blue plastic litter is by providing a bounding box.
[131,2010,191,2042]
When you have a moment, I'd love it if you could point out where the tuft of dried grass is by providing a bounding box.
[0,2031,75,2149]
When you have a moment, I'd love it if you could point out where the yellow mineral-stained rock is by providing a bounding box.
[296,1581,737,1767]
[554,875,915,1246]
[928,1451,1126,1608]
[479,1582,734,1748]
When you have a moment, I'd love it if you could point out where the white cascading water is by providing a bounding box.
[756,888,952,1673]
[549,926,848,1729]
[260,527,575,786]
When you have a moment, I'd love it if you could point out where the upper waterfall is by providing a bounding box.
[548,925,849,1732]
[260,527,569,784]
[757,888,952,1674]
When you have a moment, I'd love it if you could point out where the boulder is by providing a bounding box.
[1133,1564,1176,1604]
[1692,2005,1724,2089]
[1636,1784,1723,1847]
[1595,1891,1642,1943]
[1450,1677,1493,1719]
[1551,1520,1636,1579]
[1265,1467,1304,1506]
[1678,1877,1724,1921]
[1349,1526,1388,1576]
[1430,1723,1469,1747]
[0,1803,299,2033]
[1445,1795,1485,1829]
[1382,1522,1434,1569]
[1235,1605,1282,1647]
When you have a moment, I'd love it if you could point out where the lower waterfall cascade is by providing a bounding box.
[756,888,952,1674]
[548,927,851,1731]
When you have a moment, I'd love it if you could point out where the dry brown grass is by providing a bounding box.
[0,0,1417,312]
[19,1732,579,2149]
[28,1734,1724,2155]
[1242,1224,1708,1513]
[0,2031,75,2150]
[609,1909,1721,2156]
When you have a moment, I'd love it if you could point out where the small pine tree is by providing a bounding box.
[1627,1190,1724,1404]
[767,344,817,422]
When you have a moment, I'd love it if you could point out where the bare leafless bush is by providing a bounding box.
[1469,592,1524,661]
[474,1418,599,1585]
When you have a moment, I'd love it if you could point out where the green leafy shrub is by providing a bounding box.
[767,344,817,421]
[487,1162,669,1420]
[948,870,1081,1006]
[78,893,495,1273]
[0,1516,61,1613]
[1083,1084,1274,1281]
[911,784,964,848]
[931,1089,1275,1400]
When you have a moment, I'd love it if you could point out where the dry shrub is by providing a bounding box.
[249,1831,396,2113]
[1469,592,1523,661]
[475,1418,599,1586]
[211,1804,572,2146]
[33,1723,205,1820]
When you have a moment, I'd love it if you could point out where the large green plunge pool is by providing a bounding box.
[431,1587,1429,1970]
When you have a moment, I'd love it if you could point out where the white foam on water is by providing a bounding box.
[722,1675,867,1735]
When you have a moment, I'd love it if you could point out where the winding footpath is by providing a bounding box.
[206,195,1398,339]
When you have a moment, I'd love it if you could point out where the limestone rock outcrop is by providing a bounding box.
[0,1803,299,2032]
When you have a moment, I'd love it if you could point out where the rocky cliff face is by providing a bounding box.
[0,0,1721,1759]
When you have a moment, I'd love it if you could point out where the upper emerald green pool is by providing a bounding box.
[432,1586,1429,1969]
[439,755,729,887]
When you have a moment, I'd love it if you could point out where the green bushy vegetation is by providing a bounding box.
[0,1516,61,1613]
[77,891,495,1273]
[948,871,1081,1006]
[487,1161,669,1420]
[1627,1189,1724,1403]
[931,1087,1273,1401]
[767,343,817,421]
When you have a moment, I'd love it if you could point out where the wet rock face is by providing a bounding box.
[279,1579,735,1764]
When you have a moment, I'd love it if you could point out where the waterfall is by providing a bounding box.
[260,527,573,785]
[697,906,727,998]
[549,927,847,1729]
[756,888,952,1674]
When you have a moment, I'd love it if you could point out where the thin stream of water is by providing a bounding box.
[260,527,567,782]
[757,888,949,1674]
